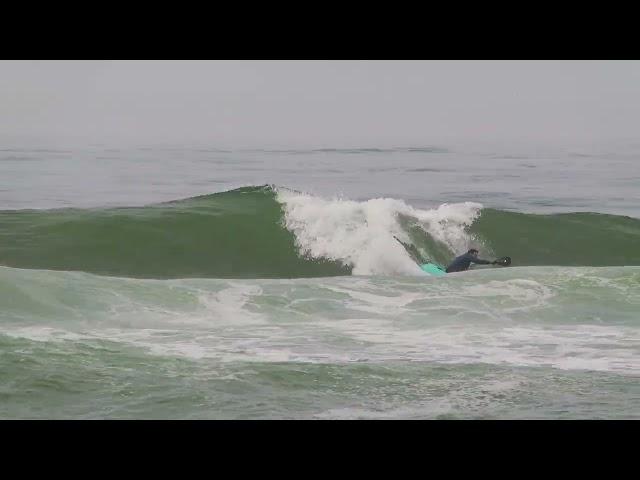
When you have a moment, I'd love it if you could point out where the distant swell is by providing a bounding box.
[0,185,638,279]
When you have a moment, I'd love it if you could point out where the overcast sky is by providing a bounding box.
[1,60,639,148]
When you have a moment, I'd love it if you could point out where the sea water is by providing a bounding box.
[0,143,638,419]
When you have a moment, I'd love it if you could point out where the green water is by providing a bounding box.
[1,265,638,419]
[1,145,639,419]
[1,186,639,280]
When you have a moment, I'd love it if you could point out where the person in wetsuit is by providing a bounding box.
[446,248,497,273]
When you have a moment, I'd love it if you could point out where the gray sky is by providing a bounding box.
[1,60,639,148]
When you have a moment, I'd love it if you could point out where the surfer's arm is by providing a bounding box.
[472,258,493,265]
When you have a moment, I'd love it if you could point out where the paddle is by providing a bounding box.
[393,235,424,264]
[493,256,511,267]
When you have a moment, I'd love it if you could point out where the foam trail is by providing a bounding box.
[276,188,482,275]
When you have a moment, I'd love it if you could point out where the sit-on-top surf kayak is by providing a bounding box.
[420,263,447,276]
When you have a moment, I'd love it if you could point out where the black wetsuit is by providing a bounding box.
[446,253,492,273]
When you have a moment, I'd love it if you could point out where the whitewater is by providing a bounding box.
[0,145,639,419]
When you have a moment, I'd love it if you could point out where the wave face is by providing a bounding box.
[0,186,348,279]
[470,209,640,266]
[0,185,639,279]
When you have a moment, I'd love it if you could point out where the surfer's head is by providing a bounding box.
[468,248,479,256]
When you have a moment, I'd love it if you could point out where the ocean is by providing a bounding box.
[0,143,638,419]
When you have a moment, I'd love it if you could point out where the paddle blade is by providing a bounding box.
[495,256,511,267]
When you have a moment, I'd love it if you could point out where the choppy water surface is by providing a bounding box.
[1,144,638,419]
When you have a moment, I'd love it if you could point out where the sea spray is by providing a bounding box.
[276,188,482,275]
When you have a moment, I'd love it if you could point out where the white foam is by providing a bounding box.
[195,283,264,325]
[2,326,89,343]
[4,267,638,375]
[276,188,482,275]
[321,284,425,314]
[457,279,556,312]
[331,322,640,374]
